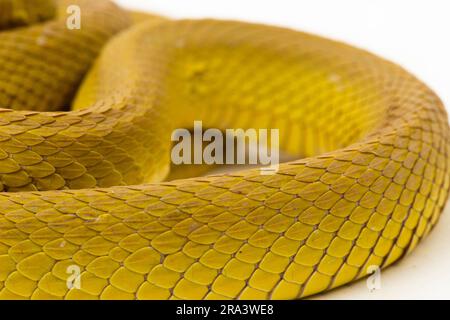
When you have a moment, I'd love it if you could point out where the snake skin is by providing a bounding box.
[0,0,448,300]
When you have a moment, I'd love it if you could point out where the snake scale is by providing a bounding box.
[0,0,448,300]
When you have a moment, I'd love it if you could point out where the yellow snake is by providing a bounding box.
[0,0,448,300]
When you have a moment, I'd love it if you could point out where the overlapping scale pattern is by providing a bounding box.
[0,0,56,29]
[0,1,448,300]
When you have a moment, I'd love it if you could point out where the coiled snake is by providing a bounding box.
[0,0,448,300]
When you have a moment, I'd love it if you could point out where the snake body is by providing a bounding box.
[0,0,448,300]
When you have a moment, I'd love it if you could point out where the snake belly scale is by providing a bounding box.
[0,0,448,300]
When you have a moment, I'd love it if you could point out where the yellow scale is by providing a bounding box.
[0,0,448,299]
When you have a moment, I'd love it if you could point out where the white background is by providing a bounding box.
[116,0,450,299]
